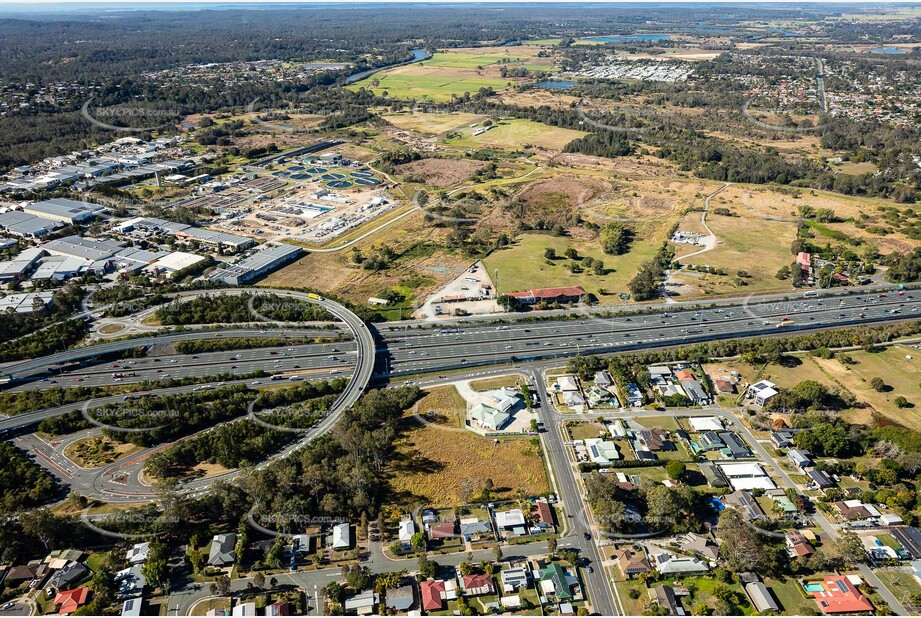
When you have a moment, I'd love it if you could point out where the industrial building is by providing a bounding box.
[23,198,105,224]
[0,210,65,238]
[212,244,303,286]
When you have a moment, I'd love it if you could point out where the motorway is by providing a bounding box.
[380,289,921,375]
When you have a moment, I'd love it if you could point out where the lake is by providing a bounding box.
[535,80,578,90]
[868,47,907,55]
[583,34,671,43]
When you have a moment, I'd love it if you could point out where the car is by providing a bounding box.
[586,566,594,574]
[2,602,15,610]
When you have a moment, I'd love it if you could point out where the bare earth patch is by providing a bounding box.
[396,158,488,188]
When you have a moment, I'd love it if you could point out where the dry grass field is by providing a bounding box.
[388,386,549,507]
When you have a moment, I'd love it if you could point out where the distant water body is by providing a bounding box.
[535,80,578,90]
[868,47,907,55]
[582,34,671,43]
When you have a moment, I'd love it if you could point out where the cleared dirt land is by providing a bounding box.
[389,386,549,507]
[447,118,588,151]
[396,158,488,188]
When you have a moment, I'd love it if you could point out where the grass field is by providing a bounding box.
[389,386,549,507]
[469,375,524,391]
[812,345,921,430]
[763,577,815,615]
[383,111,488,135]
[677,213,798,296]
[349,63,510,102]
[63,435,141,468]
[446,118,587,151]
[483,229,665,303]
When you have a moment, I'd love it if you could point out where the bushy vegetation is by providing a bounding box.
[0,443,57,514]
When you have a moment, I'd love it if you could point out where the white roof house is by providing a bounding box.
[748,380,779,406]
[231,601,257,616]
[398,518,416,543]
[585,438,620,465]
[495,509,526,530]
[126,542,150,565]
[332,523,351,549]
[717,462,776,491]
[557,376,580,392]
[689,416,723,432]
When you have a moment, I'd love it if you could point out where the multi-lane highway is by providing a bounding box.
[380,290,920,375]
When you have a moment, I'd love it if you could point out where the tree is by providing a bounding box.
[418,556,438,579]
[666,460,686,481]
[142,542,170,591]
[544,247,557,260]
[253,572,266,590]
[837,530,865,567]
[493,545,503,562]
[716,508,770,572]
[547,537,558,555]
[210,575,231,597]
[895,396,911,408]
[410,531,427,551]
[870,377,887,392]
[457,561,473,576]
[564,247,578,260]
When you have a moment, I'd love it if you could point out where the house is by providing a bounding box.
[500,594,521,609]
[563,391,587,409]
[538,562,577,600]
[266,602,291,616]
[4,564,37,584]
[121,597,144,617]
[718,463,776,491]
[126,542,150,565]
[697,431,725,451]
[682,380,709,405]
[673,369,695,382]
[684,532,719,561]
[810,576,874,614]
[747,380,778,406]
[420,579,457,612]
[786,531,815,558]
[385,583,415,612]
[115,565,146,600]
[495,509,527,534]
[428,521,457,540]
[531,501,556,531]
[54,587,90,615]
[208,533,237,567]
[332,523,352,550]
[500,566,529,592]
[689,416,723,432]
[398,518,416,549]
[607,419,628,438]
[771,494,799,518]
[462,573,496,597]
[699,463,729,488]
[594,370,613,386]
[585,437,620,465]
[771,431,795,448]
[49,562,89,591]
[636,429,674,452]
[556,376,580,392]
[649,585,683,616]
[344,590,378,616]
[231,602,257,616]
[459,518,492,541]
[614,548,651,577]
[713,379,735,394]
[725,490,767,520]
[891,527,921,559]
[832,500,879,521]
[718,432,752,458]
[880,513,904,527]
[745,582,780,613]
[653,552,709,575]
[807,469,835,489]
[626,383,644,407]
[788,449,812,469]
[469,402,512,431]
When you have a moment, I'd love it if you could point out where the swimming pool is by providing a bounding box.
[803,583,825,593]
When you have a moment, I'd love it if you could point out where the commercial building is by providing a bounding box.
[42,235,124,262]
[0,291,54,314]
[213,244,303,286]
[505,285,587,305]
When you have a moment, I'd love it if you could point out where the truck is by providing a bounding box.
[307,293,324,301]
[778,318,795,327]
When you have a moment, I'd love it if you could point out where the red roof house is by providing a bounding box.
[811,576,874,614]
[421,580,446,612]
[462,574,496,596]
[54,588,90,615]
